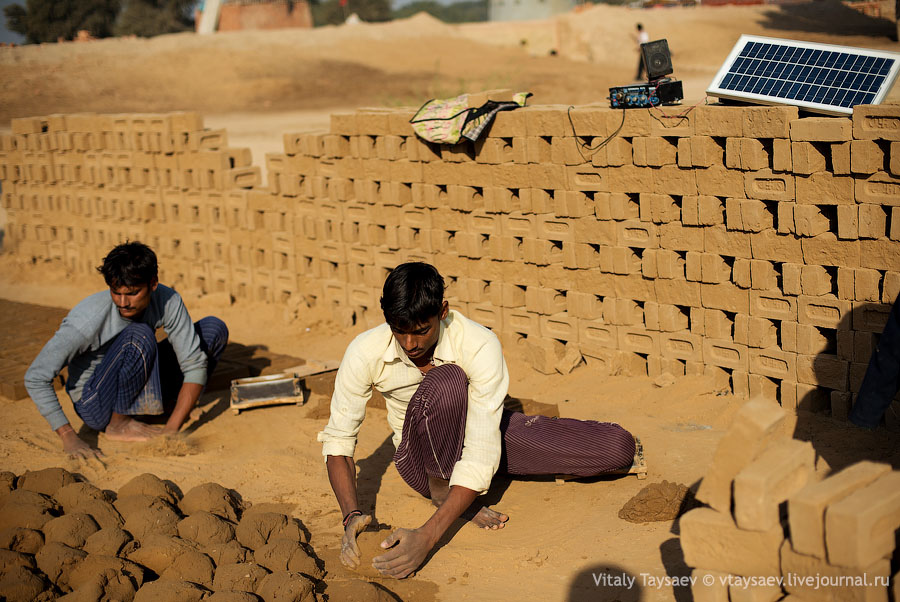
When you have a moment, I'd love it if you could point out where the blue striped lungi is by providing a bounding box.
[75,316,228,430]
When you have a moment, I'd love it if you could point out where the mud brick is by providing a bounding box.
[563,291,600,320]
[565,165,608,192]
[826,142,850,178]
[485,108,525,137]
[616,220,658,249]
[791,141,827,175]
[599,297,640,326]
[700,281,749,314]
[790,461,891,560]
[676,137,692,168]
[745,198,774,232]
[642,193,680,224]
[852,104,900,141]
[609,108,650,137]
[703,338,747,371]
[798,295,851,330]
[799,264,832,296]
[605,164,646,193]
[497,307,538,337]
[741,138,769,171]
[884,270,900,301]
[825,471,900,569]
[525,286,567,315]
[656,223,702,252]
[682,507,783,576]
[849,139,883,174]
[655,303,688,332]
[614,326,656,354]
[746,260,776,291]
[473,137,515,165]
[601,136,630,166]
[853,267,881,302]
[802,233,860,268]
[538,312,578,341]
[698,252,730,284]
[526,163,564,189]
[686,136,721,168]
[858,203,887,239]
[743,169,793,202]
[733,438,814,531]
[634,136,677,166]
[749,317,779,348]
[743,105,797,138]
[892,142,900,176]
[791,117,852,142]
[769,137,792,173]
[693,104,742,136]
[749,346,797,380]
[657,332,700,361]
[520,105,569,137]
[650,165,696,195]
[860,239,900,272]
[836,204,859,240]
[535,215,574,242]
[565,104,609,136]
[797,353,848,391]
[731,258,751,288]
[796,171,854,204]
[782,540,890,602]
[852,167,900,204]
[551,137,585,166]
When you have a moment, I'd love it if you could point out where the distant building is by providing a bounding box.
[196,0,313,32]
[489,0,578,22]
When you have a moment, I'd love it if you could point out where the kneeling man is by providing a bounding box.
[25,241,229,458]
[318,262,635,578]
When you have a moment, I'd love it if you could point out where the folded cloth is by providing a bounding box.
[410,92,531,145]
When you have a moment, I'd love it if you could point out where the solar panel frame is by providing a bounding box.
[707,35,900,116]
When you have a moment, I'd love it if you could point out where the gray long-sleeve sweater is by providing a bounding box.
[25,284,207,430]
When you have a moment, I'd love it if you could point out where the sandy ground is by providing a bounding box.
[1,3,900,600]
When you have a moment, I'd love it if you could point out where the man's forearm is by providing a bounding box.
[326,455,360,517]
[421,485,479,546]
[163,382,203,433]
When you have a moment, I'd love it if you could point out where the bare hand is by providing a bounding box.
[59,428,104,460]
[372,527,434,579]
[340,513,371,569]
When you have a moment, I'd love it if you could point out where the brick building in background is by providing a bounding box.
[196,0,313,32]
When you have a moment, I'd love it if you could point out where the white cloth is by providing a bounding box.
[317,309,509,493]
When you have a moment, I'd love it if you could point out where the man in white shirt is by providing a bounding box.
[318,262,636,578]
[635,23,650,80]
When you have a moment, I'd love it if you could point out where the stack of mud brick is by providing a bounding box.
[681,397,900,602]
[1,100,899,424]
[0,112,260,301]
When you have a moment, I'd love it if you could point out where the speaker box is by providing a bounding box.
[641,39,673,80]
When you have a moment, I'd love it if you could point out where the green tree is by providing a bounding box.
[392,0,487,23]
[4,0,120,43]
[115,0,196,37]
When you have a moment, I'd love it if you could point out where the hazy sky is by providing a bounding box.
[0,0,26,44]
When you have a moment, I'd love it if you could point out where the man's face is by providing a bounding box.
[110,278,158,320]
[390,301,449,361]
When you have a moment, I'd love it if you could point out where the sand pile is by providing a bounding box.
[0,468,401,602]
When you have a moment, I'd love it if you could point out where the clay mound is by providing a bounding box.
[54,482,114,512]
[0,490,61,530]
[351,529,392,579]
[617,480,699,524]
[67,554,146,598]
[70,499,124,531]
[0,526,45,554]
[236,512,305,549]
[256,570,316,602]
[0,471,16,499]
[127,534,198,574]
[118,473,181,506]
[121,498,182,540]
[0,548,36,571]
[177,510,237,545]
[207,591,262,602]
[0,565,55,602]
[35,541,87,592]
[180,482,243,522]
[212,562,270,593]
[159,548,215,587]
[255,539,322,580]
[83,527,134,557]
[17,467,79,497]
[325,578,397,602]
[205,539,252,566]
[114,494,176,520]
[42,512,100,549]
[133,579,208,602]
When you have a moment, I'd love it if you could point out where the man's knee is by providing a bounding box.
[119,323,157,354]
[607,425,637,469]
[195,316,229,356]
[417,364,468,415]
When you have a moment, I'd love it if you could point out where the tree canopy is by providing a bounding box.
[115,0,196,37]
[4,0,121,43]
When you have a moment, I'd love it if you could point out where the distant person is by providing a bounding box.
[25,241,229,458]
[319,262,636,578]
[849,296,900,429]
[634,23,650,80]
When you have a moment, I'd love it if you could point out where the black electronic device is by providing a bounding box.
[641,39,674,81]
[609,78,684,109]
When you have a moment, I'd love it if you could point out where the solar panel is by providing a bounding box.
[707,35,900,116]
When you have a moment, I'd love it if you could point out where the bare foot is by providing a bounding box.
[427,475,509,530]
[103,414,159,442]
[469,506,509,530]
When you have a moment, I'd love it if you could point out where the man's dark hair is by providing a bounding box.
[97,241,158,288]
[380,262,445,330]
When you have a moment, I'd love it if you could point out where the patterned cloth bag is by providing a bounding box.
[410,92,531,145]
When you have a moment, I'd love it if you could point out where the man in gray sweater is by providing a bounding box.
[25,241,228,458]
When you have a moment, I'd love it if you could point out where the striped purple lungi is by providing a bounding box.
[393,363,636,498]
[76,317,228,430]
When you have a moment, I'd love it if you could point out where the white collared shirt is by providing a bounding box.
[317,309,509,493]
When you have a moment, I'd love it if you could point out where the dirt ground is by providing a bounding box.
[1,2,899,600]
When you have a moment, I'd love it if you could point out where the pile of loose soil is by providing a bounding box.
[617,480,699,524]
[0,467,417,601]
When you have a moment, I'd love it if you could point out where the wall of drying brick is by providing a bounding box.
[1,100,899,423]
[217,0,312,31]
